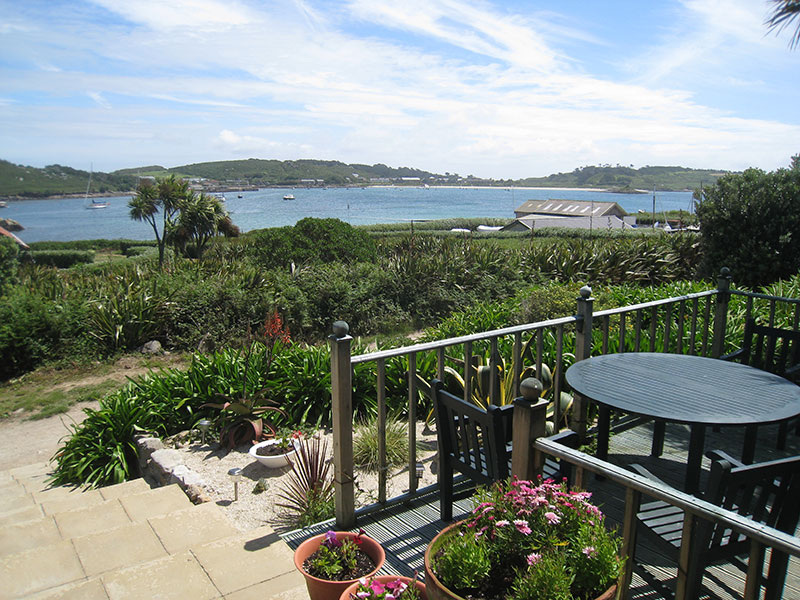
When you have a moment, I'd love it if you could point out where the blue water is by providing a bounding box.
[2,187,695,243]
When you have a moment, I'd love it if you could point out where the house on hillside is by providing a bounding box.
[503,199,636,232]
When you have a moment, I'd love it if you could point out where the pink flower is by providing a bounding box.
[495,519,510,527]
[514,519,532,534]
[526,552,541,565]
[582,546,597,558]
[544,511,560,525]
[369,580,386,595]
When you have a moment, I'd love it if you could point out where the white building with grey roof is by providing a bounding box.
[503,199,636,232]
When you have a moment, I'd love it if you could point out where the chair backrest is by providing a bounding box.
[432,379,513,484]
[698,452,800,562]
[739,318,800,381]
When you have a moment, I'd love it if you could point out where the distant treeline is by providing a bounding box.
[1,157,728,197]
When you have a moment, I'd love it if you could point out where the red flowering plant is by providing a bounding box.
[347,575,422,599]
[305,530,377,581]
[430,478,624,600]
[203,311,292,449]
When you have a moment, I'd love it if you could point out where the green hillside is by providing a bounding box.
[1,158,730,197]
[520,165,729,191]
[0,160,137,197]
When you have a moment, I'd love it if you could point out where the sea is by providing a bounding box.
[2,187,695,244]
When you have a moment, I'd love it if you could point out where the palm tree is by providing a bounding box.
[128,175,188,268]
[172,193,238,258]
[766,0,800,49]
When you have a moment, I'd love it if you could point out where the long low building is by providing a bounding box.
[503,199,636,231]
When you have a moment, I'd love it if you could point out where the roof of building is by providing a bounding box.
[502,214,635,232]
[514,199,627,218]
[0,226,29,249]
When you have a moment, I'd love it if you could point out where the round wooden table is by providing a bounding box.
[565,352,800,494]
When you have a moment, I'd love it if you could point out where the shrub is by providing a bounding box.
[0,237,19,293]
[31,250,95,268]
[353,416,418,471]
[696,167,800,288]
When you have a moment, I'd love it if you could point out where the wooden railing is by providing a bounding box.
[328,270,800,527]
[534,435,800,600]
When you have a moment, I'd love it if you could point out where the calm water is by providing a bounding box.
[2,187,695,243]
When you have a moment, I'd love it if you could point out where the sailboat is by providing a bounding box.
[85,164,109,209]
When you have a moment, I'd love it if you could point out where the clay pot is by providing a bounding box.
[424,521,617,600]
[294,531,385,600]
[339,575,428,600]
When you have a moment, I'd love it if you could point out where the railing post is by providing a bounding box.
[329,320,355,529]
[511,377,549,480]
[572,285,594,440]
[711,266,732,358]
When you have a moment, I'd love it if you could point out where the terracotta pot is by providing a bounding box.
[424,521,617,600]
[339,575,428,600]
[294,531,386,600]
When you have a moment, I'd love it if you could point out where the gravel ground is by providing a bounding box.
[163,422,439,533]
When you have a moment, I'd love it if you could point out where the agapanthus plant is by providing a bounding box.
[431,478,624,600]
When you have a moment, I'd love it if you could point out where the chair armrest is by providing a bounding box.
[629,463,669,487]
[547,430,580,450]
[719,348,744,362]
[706,449,745,469]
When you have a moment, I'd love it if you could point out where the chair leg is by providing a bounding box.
[440,460,454,522]
[763,550,790,600]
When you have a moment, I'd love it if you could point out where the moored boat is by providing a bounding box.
[283,193,295,200]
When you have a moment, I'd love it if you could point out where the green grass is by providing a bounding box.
[0,354,189,420]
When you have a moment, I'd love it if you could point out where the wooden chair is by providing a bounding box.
[723,318,800,454]
[632,450,800,600]
[432,379,578,521]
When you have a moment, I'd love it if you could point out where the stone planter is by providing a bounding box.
[248,439,298,468]
[294,531,385,600]
[339,575,427,600]
[424,521,617,600]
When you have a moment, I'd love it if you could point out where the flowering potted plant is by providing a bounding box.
[249,427,303,468]
[424,478,623,600]
[294,530,386,600]
[341,574,427,600]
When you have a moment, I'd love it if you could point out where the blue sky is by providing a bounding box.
[1,0,798,178]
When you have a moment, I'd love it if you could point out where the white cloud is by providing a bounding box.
[88,91,112,109]
[89,0,254,31]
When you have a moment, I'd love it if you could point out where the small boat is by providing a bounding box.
[237,194,243,198]
[283,193,295,200]
[84,164,109,209]
[0,200,7,208]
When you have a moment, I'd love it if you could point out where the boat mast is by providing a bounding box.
[85,163,93,201]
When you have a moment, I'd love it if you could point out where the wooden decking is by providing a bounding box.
[281,419,800,599]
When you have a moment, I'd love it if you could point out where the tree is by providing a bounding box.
[129,175,187,268]
[766,0,800,49]
[695,166,800,288]
[171,192,239,258]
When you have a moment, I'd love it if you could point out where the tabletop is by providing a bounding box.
[565,352,800,426]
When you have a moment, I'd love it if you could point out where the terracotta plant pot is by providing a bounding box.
[424,521,617,600]
[339,575,428,600]
[294,531,386,600]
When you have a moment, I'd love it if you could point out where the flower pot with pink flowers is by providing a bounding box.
[340,574,427,600]
[294,530,386,600]
[424,478,624,600]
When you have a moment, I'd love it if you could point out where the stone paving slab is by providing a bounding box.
[223,571,308,600]
[72,521,168,577]
[27,578,109,600]
[0,516,60,557]
[190,525,299,596]
[118,484,189,522]
[0,492,35,515]
[54,500,132,540]
[98,478,151,501]
[0,504,45,528]
[0,539,85,598]
[39,491,105,517]
[101,551,220,600]
[147,502,238,555]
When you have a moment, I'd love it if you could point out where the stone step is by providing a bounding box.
[2,518,308,599]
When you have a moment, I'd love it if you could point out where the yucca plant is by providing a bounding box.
[276,434,335,527]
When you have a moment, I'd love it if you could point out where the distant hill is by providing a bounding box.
[0,160,137,197]
[519,165,729,191]
[1,158,729,197]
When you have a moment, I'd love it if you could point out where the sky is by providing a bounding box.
[1,0,799,179]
